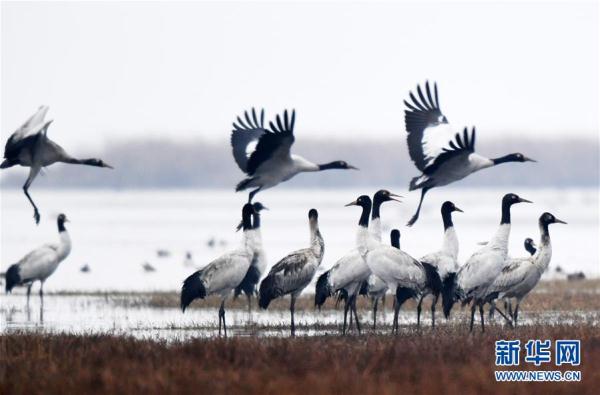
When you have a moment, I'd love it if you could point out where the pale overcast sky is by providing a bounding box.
[1,1,598,149]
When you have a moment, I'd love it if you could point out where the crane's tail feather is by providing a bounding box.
[0,159,17,169]
[234,265,261,299]
[395,286,417,309]
[422,262,442,296]
[180,270,206,312]
[358,279,369,296]
[314,270,333,309]
[258,274,283,309]
[409,175,429,191]
[441,272,458,318]
[236,177,257,192]
[5,264,21,293]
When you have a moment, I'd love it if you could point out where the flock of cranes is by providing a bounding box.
[3,81,564,337]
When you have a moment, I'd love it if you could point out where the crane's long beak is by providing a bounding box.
[348,165,359,170]
[519,198,533,203]
[104,163,114,169]
[555,218,567,224]
[344,200,358,207]
[524,157,536,162]
[454,207,464,213]
[389,192,403,203]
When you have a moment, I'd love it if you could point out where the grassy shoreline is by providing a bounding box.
[2,325,599,395]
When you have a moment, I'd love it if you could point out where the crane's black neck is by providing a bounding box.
[359,202,371,228]
[441,208,454,230]
[242,210,253,231]
[252,212,261,229]
[492,155,517,165]
[539,220,551,245]
[501,200,513,225]
[318,162,337,170]
[371,196,383,220]
[58,219,67,233]
[525,242,536,255]
[391,231,400,249]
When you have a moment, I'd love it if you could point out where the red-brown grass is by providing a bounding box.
[2,324,599,395]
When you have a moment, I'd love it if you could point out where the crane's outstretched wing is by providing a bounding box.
[406,82,466,172]
[231,108,268,173]
[4,106,51,159]
[245,109,296,175]
[422,127,476,175]
[4,119,53,161]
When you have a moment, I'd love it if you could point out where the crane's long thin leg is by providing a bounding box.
[348,297,354,331]
[393,301,400,334]
[372,297,378,330]
[27,284,32,307]
[514,299,521,328]
[219,300,227,337]
[431,293,439,329]
[416,295,424,329]
[494,305,514,327]
[479,303,485,333]
[469,304,476,333]
[23,166,42,224]
[290,294,296,337]
[342,298,350,335]
[489,300,496,319]
[351,295,361,335]
[248,187,261,203]
[39,281,44,308]
[406,187,430,227]
[247,294,252,316]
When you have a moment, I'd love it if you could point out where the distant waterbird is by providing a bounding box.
[403,82,535,226]
[315,190,400,334]
[80,264,91,273]
[234,202,268,314]
[181,203,256,336]
[455,193,532,332]
[259,208,324,336]
[485,213,566,327]
[231,108,357,202]
[142,262,156,272]
[5,214,72,304]
[1,106,113,224]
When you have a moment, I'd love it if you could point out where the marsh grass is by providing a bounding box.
[2,324,599,395]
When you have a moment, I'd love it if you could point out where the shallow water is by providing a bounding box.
[1,294,598,341]
[1,188,597,294]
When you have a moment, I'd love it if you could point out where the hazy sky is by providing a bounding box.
[2,1,598,149]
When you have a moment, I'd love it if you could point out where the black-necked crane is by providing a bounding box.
[403,82,535,226]
[455,193,532,332]
[231,108,357,202]
[1,106,112,224]
[234,202,268,314]
[5,213,72,304]
[524,238,537,255]
[346,195,441,333]
[417,201,463,327]
[181,203,256,336]
[485,213,565,327]
[259,208,324,336]
[359,229,397,330]
[488,237,537,320]
[315,190,400,334]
